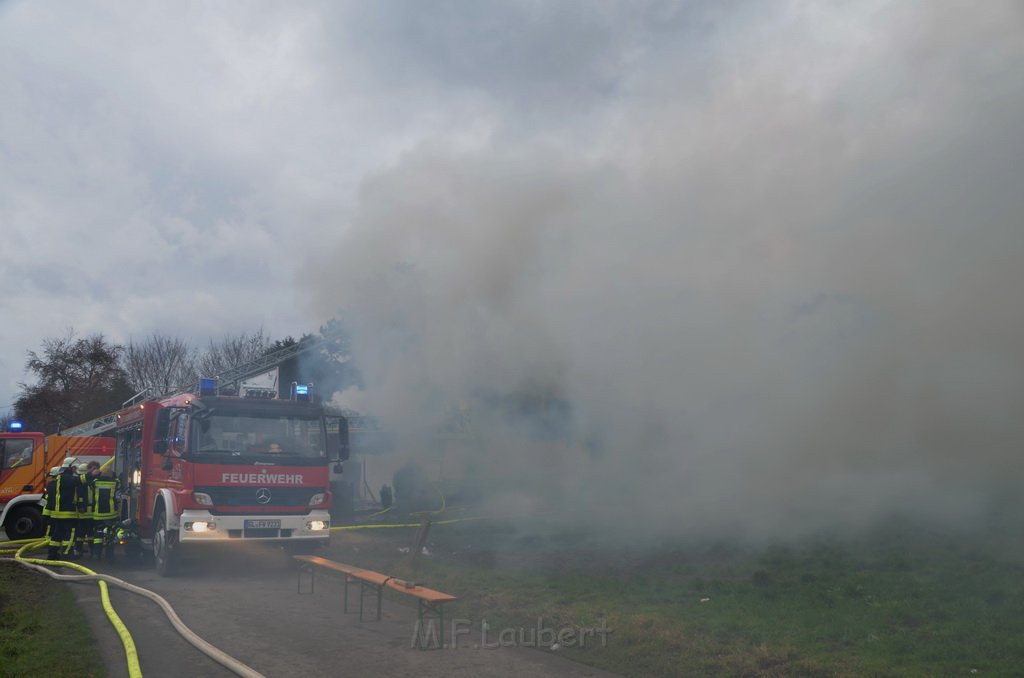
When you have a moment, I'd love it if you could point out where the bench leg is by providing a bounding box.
[358,582,383,622]
[343,575,350,613]
[416,601,446,650]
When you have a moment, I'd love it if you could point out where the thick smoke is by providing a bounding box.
[309,2,1024,543]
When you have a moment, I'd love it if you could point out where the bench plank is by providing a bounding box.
[293,555,360,575]
[294,555,392,585]
[385,579,458,603]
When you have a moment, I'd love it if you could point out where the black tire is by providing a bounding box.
[4,505,44,540]
[152,506,181,576]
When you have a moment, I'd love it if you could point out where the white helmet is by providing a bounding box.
[48,466,62,477]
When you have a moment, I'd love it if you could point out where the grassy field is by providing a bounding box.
[0,558,106,678]
[323,513,1024,677]
[3,513,1022,678]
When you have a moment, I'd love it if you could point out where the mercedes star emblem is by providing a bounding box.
[256,487,272,504]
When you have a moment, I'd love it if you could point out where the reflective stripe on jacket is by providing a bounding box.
[41,478,57,518]
[77,473,96,514]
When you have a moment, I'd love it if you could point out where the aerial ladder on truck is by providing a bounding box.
[61,338,324,436]
[61,337,378,438]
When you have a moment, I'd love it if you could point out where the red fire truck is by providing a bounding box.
[0,429,114,539]
[98,378,348,575]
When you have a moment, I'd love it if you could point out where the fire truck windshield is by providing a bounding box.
[192,413,327,459]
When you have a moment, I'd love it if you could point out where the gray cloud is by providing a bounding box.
[308,1,1024,543]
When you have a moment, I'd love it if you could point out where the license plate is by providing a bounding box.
[244,520,281,529]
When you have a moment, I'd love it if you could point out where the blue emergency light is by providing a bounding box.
[8,421,23,431]
[199,378,219,397]
[292,382,312,401]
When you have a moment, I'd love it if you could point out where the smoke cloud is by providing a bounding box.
[308,2,1024,543]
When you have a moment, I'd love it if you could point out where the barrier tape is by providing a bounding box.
[331,516,485,531]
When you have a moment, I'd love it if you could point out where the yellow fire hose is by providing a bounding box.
[366,505,392,518]
[410,484,447,517]
[364,484,447,522]
[2,538,265,678]
[8,538,142,678]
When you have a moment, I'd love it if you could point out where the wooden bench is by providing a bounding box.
[293,555,457,649]
[385,577,458,649]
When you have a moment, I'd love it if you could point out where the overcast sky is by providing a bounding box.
[3,1,1023,538]
[0,0,744,413]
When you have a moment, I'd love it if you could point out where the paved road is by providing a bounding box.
[53,543,619,678]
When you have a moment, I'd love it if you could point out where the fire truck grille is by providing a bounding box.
[195,486,318,508]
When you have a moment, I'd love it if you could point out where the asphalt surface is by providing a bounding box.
[21,540,621,678]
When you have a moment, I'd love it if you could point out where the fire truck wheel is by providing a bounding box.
[4,505,44,540]
[153,507,181,576]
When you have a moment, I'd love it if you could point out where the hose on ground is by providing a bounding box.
[16,539,142,678]
[410,484,447,517]
[5,539,265,678]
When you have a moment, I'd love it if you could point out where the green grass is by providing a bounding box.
[0,561,106,678]
[324,515,1024,677]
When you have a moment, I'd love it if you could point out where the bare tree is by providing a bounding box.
[197,328,271,377]
[123,333,198,397]
[15,329,133,433]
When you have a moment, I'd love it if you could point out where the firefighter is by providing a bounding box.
[91,465,119,559]
[47,460,82,560]
[75,461,101,557]
[40,466,61,541]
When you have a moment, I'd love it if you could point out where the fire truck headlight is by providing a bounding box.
[306,520,329,531]
[193,492,213,506]
[185,521,216,532]
[308,493,326,507]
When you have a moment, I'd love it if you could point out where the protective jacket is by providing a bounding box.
[48,470,81,520]
[92,477,118,521]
